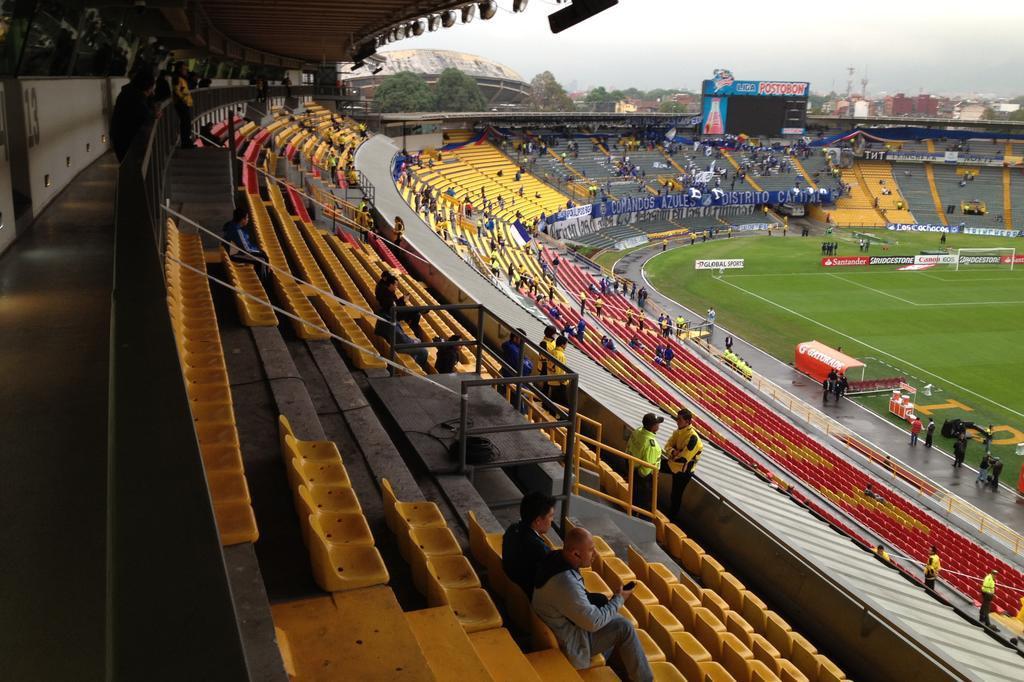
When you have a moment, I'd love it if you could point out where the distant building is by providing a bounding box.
[956,102,988,121]
[884,93,914,116]
[915,94,939,117]
[616,98,659,113]
[348,49,530,107]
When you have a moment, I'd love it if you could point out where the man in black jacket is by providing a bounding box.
[501,491,555,597]
[110,69,156,161]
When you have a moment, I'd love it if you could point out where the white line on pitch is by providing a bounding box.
[827,274,919,305]
[712,276,1024,420]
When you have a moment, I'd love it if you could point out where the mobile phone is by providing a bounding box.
[622,581,636,591]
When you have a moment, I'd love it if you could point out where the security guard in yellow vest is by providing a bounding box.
[662,408,703,517]
[924,546,941,590]
[627,413,663,515]
[980,569,997,627]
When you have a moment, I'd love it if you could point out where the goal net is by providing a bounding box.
[954,247,1016,271]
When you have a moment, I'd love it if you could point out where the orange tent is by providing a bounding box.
[794,341,865,383]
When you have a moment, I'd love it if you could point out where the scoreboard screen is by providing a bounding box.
[701,71,809,137]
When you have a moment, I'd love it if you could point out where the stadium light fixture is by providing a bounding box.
[428,14,441,31]
[513,0,529,12]
[479,1,498,20]
[388,27,399,42]
[461,4,476,23]
[549,0,618,33]
[412,18,426,35]
[441,10,457,27]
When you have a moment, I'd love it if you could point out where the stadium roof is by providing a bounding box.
[194,0,483,63]
[374,49,526,82]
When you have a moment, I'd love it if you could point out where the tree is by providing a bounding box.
[434,68,487,112]
[659,100,687,113]
[374,71,435,112]
[1008,108,1024,122]
[528,71,574,111]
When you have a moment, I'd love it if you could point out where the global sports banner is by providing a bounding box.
[695,259,744,270]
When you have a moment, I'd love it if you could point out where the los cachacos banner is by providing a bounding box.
[561,187,838,221]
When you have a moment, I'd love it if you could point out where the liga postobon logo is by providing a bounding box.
[797,343,845,370]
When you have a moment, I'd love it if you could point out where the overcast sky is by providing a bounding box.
[381,0,1024,98]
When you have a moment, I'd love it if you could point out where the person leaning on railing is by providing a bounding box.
[662,409,703,518]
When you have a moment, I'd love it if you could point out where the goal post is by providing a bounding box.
[954,247,1016,271]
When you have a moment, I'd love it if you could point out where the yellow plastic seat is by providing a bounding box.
[650,661,685,681]
[748,659,782,682]
[788,633,819,680]
[645,604,684,658]
[815,655,845,682]
[582,569,613,598]
[194,421,239,449]
[668,583,701,630]
[213,501,259,546]
[626,545,649,583]
[663,524,687,562]
[199,443,244,473]
[526,649,584,681]
[579,666,618,681]
[720,633,754,682]
[531,611,561,650]
[467,510,504,577]
[667,631,711,682]
[206,470,251,504]
[190,401,235,424]
[429,576,502,633]
[283,433,343,463]
[777,659,809,682]
[701,589,731,624]
[428,554,482,591]
[677,538,705,575]
[599,556,636,592]
[725,611,756,648]
[693,607,727,659]
[381,477,446,537]
[469,628,545,682]
[764,612,794,658]
[719,572,747,612]
[700,555,725,592]
[697,661,735,682]
[750,635,782,675]
[637,628,665,663]
[742,593,769,634]
[645,563,679,606]
[291,457,351,489]
[306,516,389,592]
[308,511,374,546]
[297,483,361,515]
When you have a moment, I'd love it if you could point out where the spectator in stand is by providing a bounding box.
[532,527,652,681]
[627,413,663,516]
[392,216,405,247]
[629,336,642,350]
[594,298,604,318]
[374,271,428,370]
[433,334,460,374]
[924,418,936,449]
[910,416,923,446]
[663,345,674,369]
[600,336,615,352]
[863,482,885,503]
[110,68,157,162]
[924,546,941,590]
[576,318,587,342]
[579,290,588,316]
[223,208,268,279]
[172,61,194,149]
[874,544,892,564]
[502,491,555,597]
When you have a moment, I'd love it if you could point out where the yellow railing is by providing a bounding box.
[501,385,660,520]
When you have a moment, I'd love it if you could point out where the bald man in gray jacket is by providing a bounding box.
[532,527,653,681]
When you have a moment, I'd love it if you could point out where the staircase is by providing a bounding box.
[923,164,948,224]
[1003,167,1013,229]
[166,147,235,246]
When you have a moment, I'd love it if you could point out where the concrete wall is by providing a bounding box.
[0,82,17,256]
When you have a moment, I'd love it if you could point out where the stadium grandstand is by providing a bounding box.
[3,1,1024,682]
[347,49,532,108]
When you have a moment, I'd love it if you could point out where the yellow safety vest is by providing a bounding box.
[925,554,940,578]
[664,424,703,474]
[982,573,996,595]
[627,427,661,477]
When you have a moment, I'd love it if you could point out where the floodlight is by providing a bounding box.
[479,1,498,20]
[461,4,476,23]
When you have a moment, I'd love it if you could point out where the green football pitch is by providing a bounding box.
[641,229,1024,484]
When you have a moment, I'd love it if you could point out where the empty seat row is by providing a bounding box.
[165,220,258,546]
[278,414,389,591]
